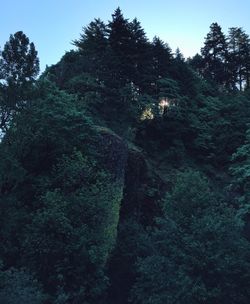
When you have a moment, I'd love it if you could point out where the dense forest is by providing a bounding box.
[1,8,250,303]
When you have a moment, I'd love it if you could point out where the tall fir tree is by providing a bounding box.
[108,7,132,86]
[72,18,109,81]
[201,23,228,86]
[151,36,172,79]
[73,18,108,54]
[0,31,39,133]
[0,31,39,86]
[127,18,151,87]
[227,27,250,90]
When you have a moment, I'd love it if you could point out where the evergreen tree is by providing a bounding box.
[108,7,132,85]
[227,27,250,90]
[128,18,151,87]
[73,18,108,78]
[0,31,39,132]
[0,31,39,86]
[73,18,108,54]
[201,23,228,85]
[108,7,131,58]
[108,8,150,88]
[151,36,172,79]
[188,53,204,77]
[171,48,199,97]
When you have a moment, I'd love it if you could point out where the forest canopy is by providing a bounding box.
[1,8,250,304]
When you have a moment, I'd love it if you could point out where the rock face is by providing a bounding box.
[94,127,165,253]
[93,126,129,260]
[121,145,148,217]
[96,126,128,185]
[120,144,164,224]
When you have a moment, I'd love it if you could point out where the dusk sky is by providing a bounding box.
[1,0,250,72]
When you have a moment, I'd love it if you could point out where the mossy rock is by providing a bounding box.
[95,126,128,185]
[121,144,164,224]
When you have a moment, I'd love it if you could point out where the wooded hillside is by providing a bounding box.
[1,8,250,304]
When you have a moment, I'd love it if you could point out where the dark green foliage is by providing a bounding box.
[192,23,250,91]
[0,31,39,132]
[2,9,250,304]
[0,267,46,304]
[227,27,250,90]
[73,18,108,54]
[131,171,250,304]
[201,23,228,85]
[0,80,124,302]
[0,31,39,85]
[230,126,250,205]
[150,37,172,80]
[191,93,250,166]
[171,50,199,97]
[188,53,204,77]
[107,219,148,304]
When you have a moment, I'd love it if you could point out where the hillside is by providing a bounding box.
[0,8,250,304]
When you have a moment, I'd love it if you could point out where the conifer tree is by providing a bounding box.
[108,7,135,86]
[0,31,39,86]
[0,31,39,132]
[151,36,172,79]
[128,18,150,86]
[108,8,131,58]
[227,27,250,90]
[73,18,108,54]
[201,23,228,85]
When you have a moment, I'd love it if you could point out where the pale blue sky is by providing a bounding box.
[1,0,250,72]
